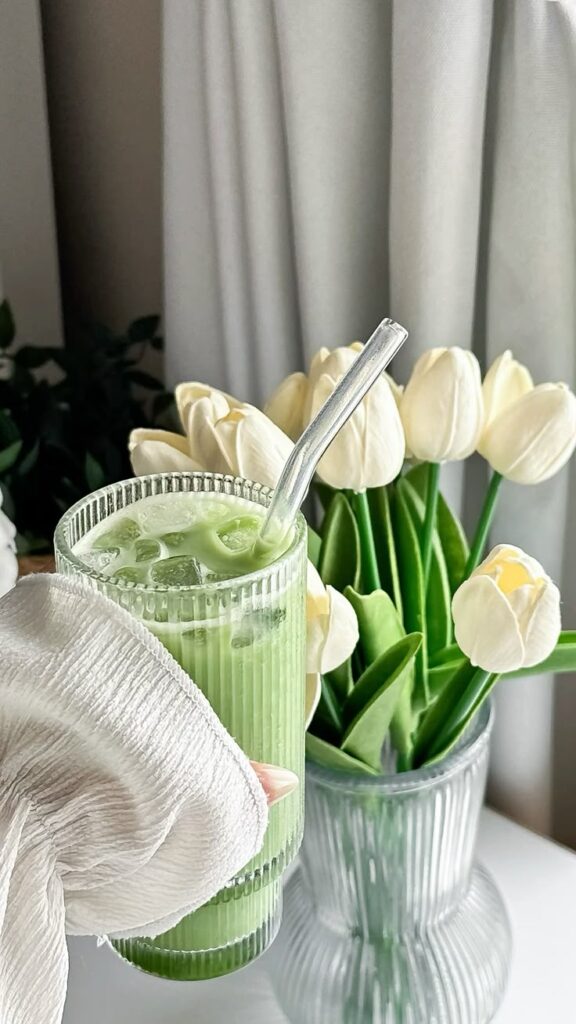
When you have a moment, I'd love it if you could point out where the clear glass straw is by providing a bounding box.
[259,317,408,547]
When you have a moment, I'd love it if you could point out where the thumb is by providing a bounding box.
[249,762,299,807]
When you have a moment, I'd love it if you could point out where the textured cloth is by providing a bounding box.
[0,573,268,1024]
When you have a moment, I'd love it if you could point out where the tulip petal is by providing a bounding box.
[129,428,191,456]
[224,410,293,489]
[452,574,525,673]
[305,673,321,729]
[521,579,561,667]
[481,351,533,431]
[130,441,199,476]
[264,373,308,441]
[175,382,243,435]
[479,383,576,483]
[185,397,234,473]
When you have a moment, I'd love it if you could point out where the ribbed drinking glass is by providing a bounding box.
[267,703,511,1024]
[54,471,307,980]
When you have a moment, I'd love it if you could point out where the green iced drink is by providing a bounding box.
[54,473,307,980]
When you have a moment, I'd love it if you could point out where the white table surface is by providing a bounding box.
[63,808,576,1022]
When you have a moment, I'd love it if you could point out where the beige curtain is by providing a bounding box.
[163,0,576,839]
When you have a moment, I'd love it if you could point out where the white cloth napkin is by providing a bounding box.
[0,573,268,1024]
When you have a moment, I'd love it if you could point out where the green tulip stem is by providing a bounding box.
[353,490,382,594]
[465,471,503,578]
[421,462,440,585]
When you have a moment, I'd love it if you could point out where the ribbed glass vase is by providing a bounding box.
[54,471,307,980]
[268,704,511,1024]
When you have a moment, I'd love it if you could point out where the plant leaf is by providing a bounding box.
[0,300,15,349]
[341,633,422,771]
[13,346,52,369]
[315,481,337,513]
[504,632,576,678]
[405,463,469,593]
[318,492,361,591]
[129,369,164,391]
[367,486,403,616]
[325,658,354,703]
[85,452,107,491]
[428,660,465,701]
[413,661,496,767]
[391,485,428,708]
[397,477,452,656]
[344,587,404,663]
[128,315,161,341]
[306,732,380,776]
[0,440,22,474]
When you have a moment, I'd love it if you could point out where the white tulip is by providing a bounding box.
[452,544,561,673]
[306,562,359,675]
[478,353,576,484]
[400,347,483,462]
[130,383,293,490]
[303,344,405,490]
[0,493,17,598]
[264,372,308,441]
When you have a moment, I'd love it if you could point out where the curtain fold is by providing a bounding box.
[163,0,576,837]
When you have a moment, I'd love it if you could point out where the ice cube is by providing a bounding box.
[81,547,121,571]
[134,538,161,563]
[137,498,196,535]
[161,530,192,553]
[93,518,141,549]
[112,565,148,584]
[150,555,203,586]
[217,515,261,553]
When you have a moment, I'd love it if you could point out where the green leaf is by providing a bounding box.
[307,525,322,567]
[13,345,52,369]
[344,587,404,664]
[128,315,161,341]
[504,631,576,678]
[0,300,15,349]
[0,440,22,474]
[429,642,462,667]
[405,463,469,593]
[325,659,354,703]
[367,486,403,616]
[413,661,496,767]
[341,633,422,771]
[306,732,380,776]
[129,369,164,391]
[85,452,107,491]
[17,441,39,476]
[428,660,465,701]
[318,492,361,591]
[397,477,452,656]
[0,410,20,447]
[315,482,337,513]
[391,485,428,708]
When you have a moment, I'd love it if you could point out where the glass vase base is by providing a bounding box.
[268,864,511,1024]
[110,879,282,981]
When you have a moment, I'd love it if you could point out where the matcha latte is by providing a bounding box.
[55,473,307,980]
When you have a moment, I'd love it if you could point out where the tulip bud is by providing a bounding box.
[452,544,561,673]
[130,383,294,490]
[400,347,483,462]
[301,344,405,490]
[0,493,17,598]
[306,562,359,674]
[264,372,308,441]
[478,353,576,484]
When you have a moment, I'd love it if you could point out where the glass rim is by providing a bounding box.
[54,471,307,594]
[306,701,493,795]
